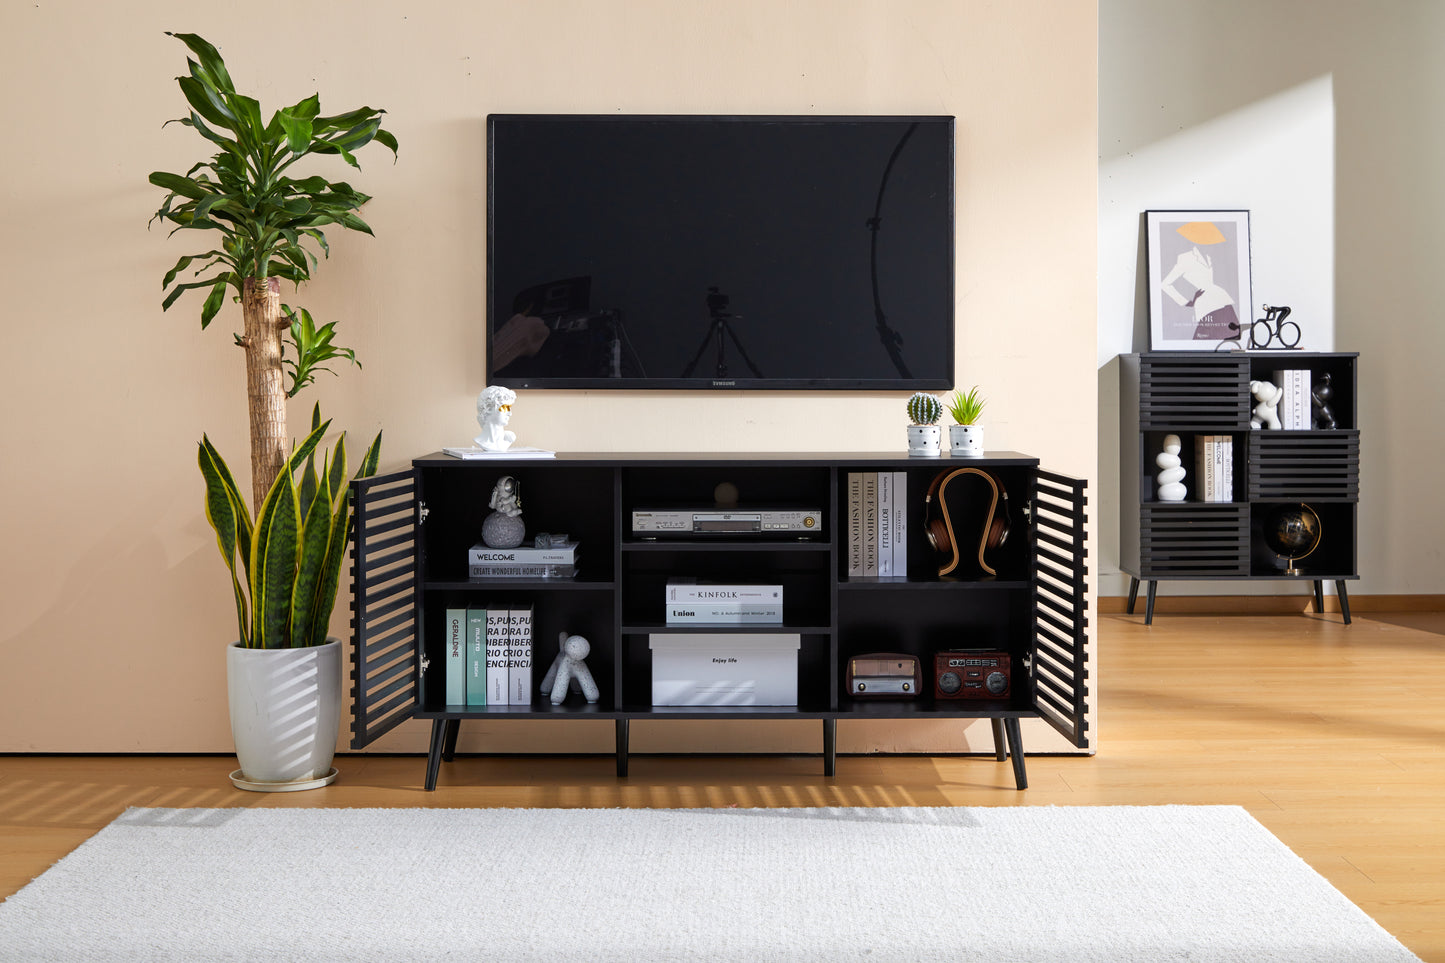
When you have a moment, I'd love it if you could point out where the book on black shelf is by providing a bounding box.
[890,471,908,577]
[665,580,783,624]
[465,607,488,706]
[846,473,864,577]
[486,604,509,707]
[862,472,879,576]
[469,541,578,579]
[877,471,894,576]
[1272,369,1311,430]
[442,446,556,459]
[508,604,533,706]
[445,607,467,706]
[666,580,784,603]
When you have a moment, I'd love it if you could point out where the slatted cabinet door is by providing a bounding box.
[1030,469,1090,749]
[349,468,420,750]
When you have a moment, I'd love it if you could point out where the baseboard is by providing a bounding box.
[1098,593,1445,614]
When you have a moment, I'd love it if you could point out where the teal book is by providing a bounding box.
[444,607,467,707]
[466,607,488,706]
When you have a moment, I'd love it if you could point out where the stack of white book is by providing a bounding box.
[1193,435,1234,502]
[665,580,784,624]
[1273,369,1312,430]
[468,541,577,578]
[846,471,908,577]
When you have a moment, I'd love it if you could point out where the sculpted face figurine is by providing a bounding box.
[475,385,518,451]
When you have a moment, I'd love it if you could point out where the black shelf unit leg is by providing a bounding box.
[424,719,447,792]
[1313,580,1325,615]
[822,718,836,777]
[1126,577,1140,614]
[991,718,1007,761]
[1004,718,1027,789]
[616,719,629,777]
[441,719,460,761]
[1144,580,1158,625]
[1337,580,1353,624]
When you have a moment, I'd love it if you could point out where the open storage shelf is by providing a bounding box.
[350,451,1088,790]
[1120,352,1359,622]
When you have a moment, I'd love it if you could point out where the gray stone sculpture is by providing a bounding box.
[540,633,600,705]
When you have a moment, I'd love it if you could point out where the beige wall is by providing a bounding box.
[0,1,1098,754]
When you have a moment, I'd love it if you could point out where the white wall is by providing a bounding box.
[1098,0,1445,598]
[0,0,1098,754]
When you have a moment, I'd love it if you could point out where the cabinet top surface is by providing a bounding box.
[415,450,1041,468]
[1125,350,1358,360]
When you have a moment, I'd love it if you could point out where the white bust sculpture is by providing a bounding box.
[475,385,518,451]
[1156,433,1187,502]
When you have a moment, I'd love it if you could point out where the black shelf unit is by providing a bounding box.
[349,451,1088,790]
[1120,352,1359,623]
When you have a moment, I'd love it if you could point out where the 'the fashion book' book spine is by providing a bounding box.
[847,472,864,577]
[466,607,487,706]
[862,472,878,576]
[486,604,509,707]
[509,604,533,705]
[445,607,466,706]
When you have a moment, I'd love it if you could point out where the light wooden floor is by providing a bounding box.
[2,610,1442,960]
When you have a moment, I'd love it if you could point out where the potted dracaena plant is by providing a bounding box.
[946,386,986,456]
[906,392,944,456]
[150,32,395,790]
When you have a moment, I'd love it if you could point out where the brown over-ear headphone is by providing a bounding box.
[923,468,1010,576]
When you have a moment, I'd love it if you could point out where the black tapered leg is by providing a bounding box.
[991,718,1007,761]
[1126,577,1140,614]
[441,719,460,761]
[1144,580,1158,625]
[616,719,629,777]
[1313,580,1326,614]
[1337,580,1353,624]
[424,719,447,791]
[823,718,837,777]
[1004,718,1027,790]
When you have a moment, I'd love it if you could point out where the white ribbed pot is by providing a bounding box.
[949,424,983,456]
[227,638,341,792]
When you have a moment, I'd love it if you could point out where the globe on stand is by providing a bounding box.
[1262,503,1322,575]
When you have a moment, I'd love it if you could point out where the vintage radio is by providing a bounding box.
[933,650,1011,700]
[845,653,921,698]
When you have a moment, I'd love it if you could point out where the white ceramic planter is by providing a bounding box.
[227,638,341,791]
[949,424,983,456]
[907,424,942,456]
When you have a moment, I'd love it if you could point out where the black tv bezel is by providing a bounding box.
[485,113,956,391]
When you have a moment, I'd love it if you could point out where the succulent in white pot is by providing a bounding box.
[905,392,944,456]
[946,386,986,456]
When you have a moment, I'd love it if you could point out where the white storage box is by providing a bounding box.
[649,633,800,706]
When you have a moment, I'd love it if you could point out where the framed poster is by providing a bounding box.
[1146,210,1252,350]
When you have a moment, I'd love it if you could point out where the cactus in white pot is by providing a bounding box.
[905,392,944,456]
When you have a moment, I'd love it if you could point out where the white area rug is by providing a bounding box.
[0,806,1420,962]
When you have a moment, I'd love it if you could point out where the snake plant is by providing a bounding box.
[200,405,381,648]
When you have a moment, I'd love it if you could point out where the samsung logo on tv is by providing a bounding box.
[712,380,736,387]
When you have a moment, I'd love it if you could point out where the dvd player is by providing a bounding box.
[631,508,822,535]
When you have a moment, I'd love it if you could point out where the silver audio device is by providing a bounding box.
[631,509,822,535]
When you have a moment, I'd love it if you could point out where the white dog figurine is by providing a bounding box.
[475,384,518,451]
[1249,379,1283,430]
[540,633,600,705]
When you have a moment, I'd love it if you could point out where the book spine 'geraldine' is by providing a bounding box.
[445,608,467,706]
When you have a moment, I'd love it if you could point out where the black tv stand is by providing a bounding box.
[349,451,1089,790]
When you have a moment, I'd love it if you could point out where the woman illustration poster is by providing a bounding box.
[1146,212,1251,348]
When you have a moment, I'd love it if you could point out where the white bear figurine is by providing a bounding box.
[1249,379,1282,430]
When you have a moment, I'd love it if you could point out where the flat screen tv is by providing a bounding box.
[487,114,954,390]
